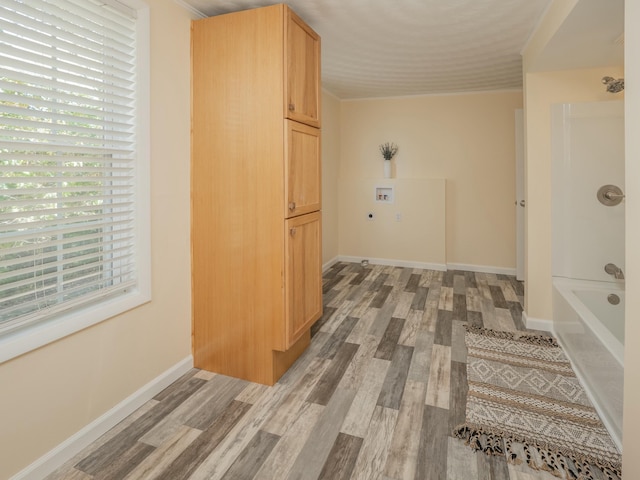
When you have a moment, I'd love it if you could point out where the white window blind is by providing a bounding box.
[0,0,140,336]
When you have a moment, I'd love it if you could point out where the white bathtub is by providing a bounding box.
[552,277,624,451]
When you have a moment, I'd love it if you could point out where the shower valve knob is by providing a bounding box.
[597,185,625,206]
[605,192,624,200]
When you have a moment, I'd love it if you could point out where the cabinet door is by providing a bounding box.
[284,8,321,128]
[285,211,322,347]
[285,120,321,218]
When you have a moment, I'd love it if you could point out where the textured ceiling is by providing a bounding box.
[179,0,554,99]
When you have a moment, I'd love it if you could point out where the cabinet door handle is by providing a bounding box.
[288,103,295,111]
[288,202,296,211]
[290,227,296,236]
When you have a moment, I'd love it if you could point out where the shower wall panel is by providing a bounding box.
[551,101,624,282]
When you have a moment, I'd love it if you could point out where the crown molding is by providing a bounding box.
[173,0,206,18]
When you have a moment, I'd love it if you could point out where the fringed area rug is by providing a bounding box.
[453,326,622,480]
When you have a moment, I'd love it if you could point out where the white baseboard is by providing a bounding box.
[335,256,516,276]
[337,255,447,271]
[523,311,554,332]
[12,356,194,480]
[446,263,517,276]
[322,256,340,272]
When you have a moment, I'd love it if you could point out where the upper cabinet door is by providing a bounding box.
[284,8,321,128]
[285,120,321,218]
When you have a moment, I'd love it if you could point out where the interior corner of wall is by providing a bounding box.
[522,310,554,333]
[521,0,580,72]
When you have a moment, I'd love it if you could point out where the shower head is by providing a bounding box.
[602,76,624,93]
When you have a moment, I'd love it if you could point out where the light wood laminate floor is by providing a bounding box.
[48,262,558,480]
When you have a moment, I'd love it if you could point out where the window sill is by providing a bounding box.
[0,289,151,364]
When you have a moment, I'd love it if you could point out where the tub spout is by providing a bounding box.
[604,263,625,280]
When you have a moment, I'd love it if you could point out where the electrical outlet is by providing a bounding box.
[395,213,402,222]
[367,212,375,221]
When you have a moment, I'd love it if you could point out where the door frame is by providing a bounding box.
[515,109,525,281]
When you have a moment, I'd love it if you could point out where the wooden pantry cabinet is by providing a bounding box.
[191,4,322,385]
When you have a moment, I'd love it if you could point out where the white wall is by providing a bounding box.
[551,101,625,282]
[0,1,195,477]
[623,0,640,472]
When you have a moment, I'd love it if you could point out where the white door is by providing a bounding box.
[515,109,525,281]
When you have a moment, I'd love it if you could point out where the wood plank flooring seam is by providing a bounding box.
[47,263,554,480]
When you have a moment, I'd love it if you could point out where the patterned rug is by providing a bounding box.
[453,326,622,480]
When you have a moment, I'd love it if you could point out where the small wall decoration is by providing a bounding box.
[379,142,398,178]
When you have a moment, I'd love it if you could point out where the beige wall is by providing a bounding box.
[523,67,623,320]
[339,92,523,269]
[624,0,640,472]
[0,1,194,477]
[321,90,341,266]
[521,0,579,73]
[339,178,446,266]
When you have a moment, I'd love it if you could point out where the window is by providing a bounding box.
[0,0,150,361]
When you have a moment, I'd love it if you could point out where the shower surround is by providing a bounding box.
[551,100,625,449]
